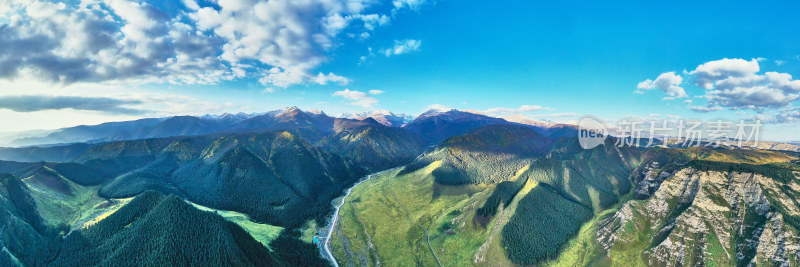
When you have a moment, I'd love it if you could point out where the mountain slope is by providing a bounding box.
[136,116,225,138]
[0,143,92,162]
[0,174,59,267]
[74,131,366,228]
[329,125,647,266]
[9,118,165,147]
[7,113,260,147]
[51,191,284,266]
[0,174,47,234]
[0,167,327,266]
[318,122,426,171]
[402,109,511,145]
[339,109,414,127]
[596,161,800,266]
[400,124,555,185]
[228,106,342,142]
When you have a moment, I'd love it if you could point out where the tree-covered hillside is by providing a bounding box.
[402,109,511,145]
[0,186,328,266]
[2,110,799,267]
[400,124,555,185]
[73,131,367,228]
[318,123,426,171]
[329,123,800,266]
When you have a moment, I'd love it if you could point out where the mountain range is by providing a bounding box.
[1,106,799,266]
[329,125,800,266]
[338,109,415,127]
[3,107,416,148]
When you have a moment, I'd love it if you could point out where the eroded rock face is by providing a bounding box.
[633,162,677,200]
[598,168,800,266]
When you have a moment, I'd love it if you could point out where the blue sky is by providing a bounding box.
[1,0,799,140]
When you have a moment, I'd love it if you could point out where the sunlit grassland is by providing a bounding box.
[330,170,399,267]
[544,193,633,266]
[300,219,318,244]
[332,161,539,266]
[22,168,110,230]
[681,147,797,164]
[80,197,132,228]
[332,167,437,266]
[189,201,284,249]
[704,225,733,267]
[472,172,538,267]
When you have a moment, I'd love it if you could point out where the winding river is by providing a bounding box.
[318,168,397,267]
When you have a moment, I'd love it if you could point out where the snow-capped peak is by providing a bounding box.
[307,109,326,115]
[502,114,558,128]
[418,107,455,118]
[337,109,414,126]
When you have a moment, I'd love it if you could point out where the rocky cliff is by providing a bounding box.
[598,167,800,266]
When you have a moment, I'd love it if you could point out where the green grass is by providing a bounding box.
[77,197,132,229]
[331,162,507,266]
[680,147,797,165]
[299,220,317,244]
[189,201,284,249]
[704,224,733,267]
[474,175,538,267]
[583,198,655,267]
[332,168,437,266]
[705,187,731,208]
[545,204,620,266]
[21,168,109,231]
[330,146,799,266]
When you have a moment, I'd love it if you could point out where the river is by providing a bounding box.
[318,168,397,267]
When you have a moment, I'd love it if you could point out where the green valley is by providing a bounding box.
[1,107,798,266]
[329,124,800,266]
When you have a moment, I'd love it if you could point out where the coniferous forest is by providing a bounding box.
[1,107,799,266]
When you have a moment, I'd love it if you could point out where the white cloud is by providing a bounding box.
[689,58,760,90]
[775,60,786,66]
[312,73,351,85]
[181,0,200,10]
[0,0,400,89]
[186,0,383,88]
[636,71,687,98]
[381,39,421,57]
[772,108,800,123]
[644,58,800,113]
[688,105,723,112]
[0,95,144,114]
[358,14,390,31]
[689,58,800,110]
[745,107,800,124]
[0,79,246,132]
[392,0,426,11]
[484,105,551,115]
[368,89,384,95]
[333,89,378,108]
[0,0,235,85]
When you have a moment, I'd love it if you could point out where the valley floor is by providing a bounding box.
[329,162,521,266]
